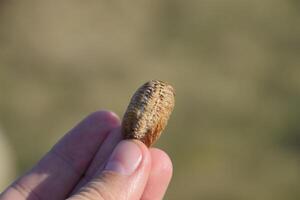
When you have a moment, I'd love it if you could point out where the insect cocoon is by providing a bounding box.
[122,80,175,147]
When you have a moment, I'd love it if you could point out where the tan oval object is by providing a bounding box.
[122,80,175,147]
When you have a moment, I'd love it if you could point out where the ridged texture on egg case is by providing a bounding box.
[122,80,175,147]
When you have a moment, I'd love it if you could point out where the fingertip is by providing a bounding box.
[130,139,152,169]
[132,140,151,154]
[103,139,152,176]
[149,148,173,179]
[70,140,152,200]
[140,148,173,200]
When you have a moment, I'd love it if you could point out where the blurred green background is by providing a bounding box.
[0,0,300,199]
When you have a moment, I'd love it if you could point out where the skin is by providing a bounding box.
[0,111,173,200]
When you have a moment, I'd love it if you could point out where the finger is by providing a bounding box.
[71,126,123,193]
[0,111,120,200]
[141,148,173,200]
[68,140,151,200]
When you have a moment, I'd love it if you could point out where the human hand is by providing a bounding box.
[0,111,173,200]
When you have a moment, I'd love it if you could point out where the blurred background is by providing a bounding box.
[0,0,300,199]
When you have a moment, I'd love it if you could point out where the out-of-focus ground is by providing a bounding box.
[0,128,15,191]
[0,1,300,199]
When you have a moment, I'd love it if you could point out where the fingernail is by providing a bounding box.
[105,140,142,175]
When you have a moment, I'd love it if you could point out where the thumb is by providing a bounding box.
[68,140,151,200]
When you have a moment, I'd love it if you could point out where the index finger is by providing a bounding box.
[0,110,120,200]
